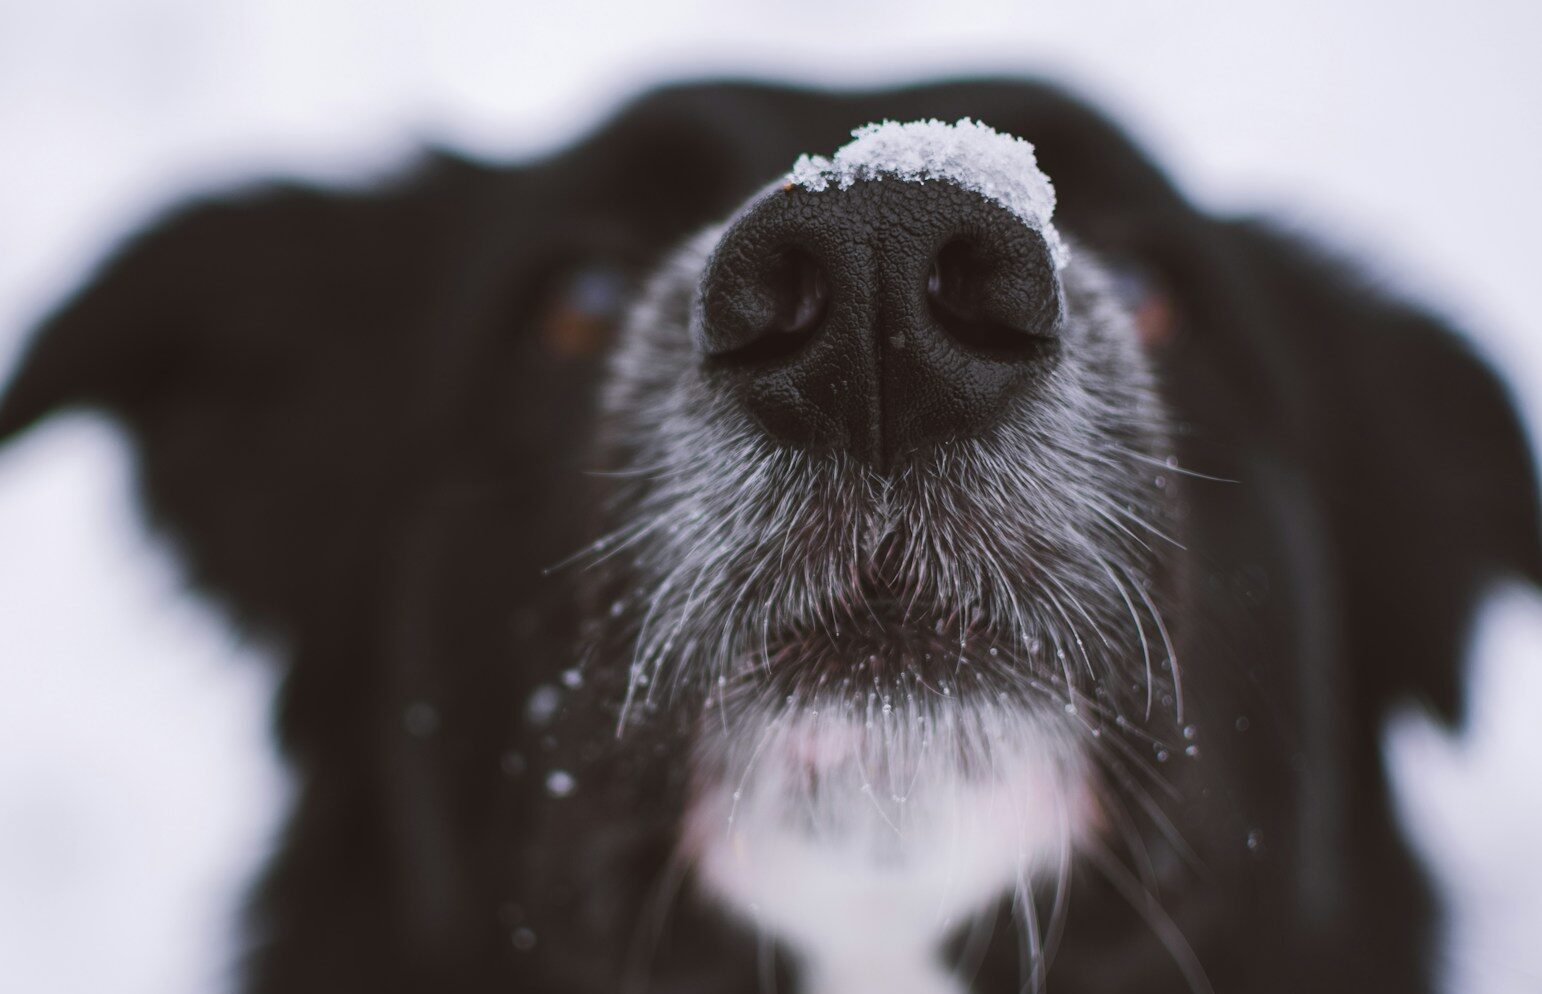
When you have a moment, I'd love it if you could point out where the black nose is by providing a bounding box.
[695,176,1064,466]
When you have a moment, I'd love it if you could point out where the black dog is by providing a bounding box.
[2,79,1537,994]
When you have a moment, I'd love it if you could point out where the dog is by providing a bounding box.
[1,78,1538,994]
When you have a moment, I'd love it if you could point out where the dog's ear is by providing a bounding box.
[1228,223,1542,724]
[0,177,481,638]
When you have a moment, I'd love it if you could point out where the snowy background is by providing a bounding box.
[1,1,1539,992]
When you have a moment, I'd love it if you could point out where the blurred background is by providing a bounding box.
[1,2,1539,992]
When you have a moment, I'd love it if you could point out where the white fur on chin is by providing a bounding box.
[685,695,1091,994]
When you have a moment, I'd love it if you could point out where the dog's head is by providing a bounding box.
[2,79,1538,989]
[570,126,1195,947]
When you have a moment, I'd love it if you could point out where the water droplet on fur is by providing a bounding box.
[1182,724,1197,740]
[525,685,560,727]
[1063,703,1077,715]
[988,646,1000,656]
[1154,475,1167,489]
[1235,716,1251,732]
[545,770,576,797]
[1246,829,1265,854]
[1185,745,1200,757]
[561,668,583,689]
[404,701,439,738]
[609,599,625,617]
[1155,749,1170,762]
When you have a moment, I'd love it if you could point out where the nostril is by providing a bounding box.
[708,249,828,366]
[774,249,829,338]
[926,237,1058,357]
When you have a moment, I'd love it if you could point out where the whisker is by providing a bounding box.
[1109,443,1237,485]
[1082,839,1214,994]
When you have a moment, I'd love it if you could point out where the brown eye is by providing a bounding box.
[537,262,630,359]
[1105,257,1179,351]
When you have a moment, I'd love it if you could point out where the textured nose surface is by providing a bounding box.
[695,177,1064,466]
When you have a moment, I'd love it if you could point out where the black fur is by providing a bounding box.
[2,79,1538,993]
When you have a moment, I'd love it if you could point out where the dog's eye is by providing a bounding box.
[1104,257,1179,350]
[536,261,630,359]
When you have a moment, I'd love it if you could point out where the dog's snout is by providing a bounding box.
[696,176,1063,465]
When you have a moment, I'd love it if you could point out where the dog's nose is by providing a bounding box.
[695,176,1063,465]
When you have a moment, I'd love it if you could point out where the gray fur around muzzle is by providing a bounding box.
[596,129,1180,728]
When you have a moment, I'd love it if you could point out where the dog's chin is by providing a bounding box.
[686,612,1096,993]
[692,680,1086,838]
[698,587,1100,820]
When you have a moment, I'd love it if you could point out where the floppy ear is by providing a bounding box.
[0,169,507,640]
[1228,222,1542,724]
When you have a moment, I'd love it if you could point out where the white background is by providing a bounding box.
[0,2,1539,992]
